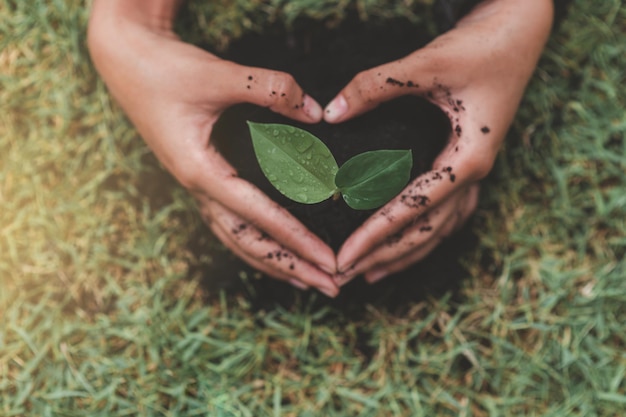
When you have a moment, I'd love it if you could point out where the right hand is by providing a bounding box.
[323,0,554,285]
[87,0,339,296]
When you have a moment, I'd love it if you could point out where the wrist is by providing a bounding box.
[438,0,555,32]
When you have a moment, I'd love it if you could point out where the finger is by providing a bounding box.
[211,221,308,289]
[319,0,552,124]
[210,222,312,292]
[188,146,337,275]
[336,189,463,286]
[335,214,443,287]
[215,61,323,123]
[323,59,431,123]
[336,184,472,286]
[336,163,460,272]
[363,185,478,284]
[211,219,337,297]
[205,201,339,297]
[209,220,293,283]
[335,121,490,273]
[363,235,443,284]
[176,142,337,274]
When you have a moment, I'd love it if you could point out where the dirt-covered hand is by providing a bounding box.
[87,0,339,296]
[324,0,555,284]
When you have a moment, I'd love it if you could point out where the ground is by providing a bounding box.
[1,0,625,416]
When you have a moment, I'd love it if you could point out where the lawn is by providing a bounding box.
[1,0,625,416]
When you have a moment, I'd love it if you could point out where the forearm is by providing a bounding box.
[434,0,570,32]
[89,0,183,36]
[452,0,554,87]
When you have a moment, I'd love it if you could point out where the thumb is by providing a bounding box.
[323,59,430,124]
[225,63,323,123]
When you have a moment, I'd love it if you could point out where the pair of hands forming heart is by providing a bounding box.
[88,0,555,297]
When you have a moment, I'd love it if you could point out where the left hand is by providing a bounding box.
[87,0,339,296]
[324,0,555,284]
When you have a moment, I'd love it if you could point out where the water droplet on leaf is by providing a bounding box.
[294,135,314,153]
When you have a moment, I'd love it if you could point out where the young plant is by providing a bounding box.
[247,121,412,210]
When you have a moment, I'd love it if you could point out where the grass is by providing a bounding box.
[1,0,625,415]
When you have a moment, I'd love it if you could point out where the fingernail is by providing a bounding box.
[335,262,357,284]
[365,270,388,284]
[314,251,337,275]
[319,263,336,275]
[324,95,348,123]
[334,273,354,287]
[303,95,322,121]
[338,259,354,274]
[337,250,357,273]
[319,285,338,298]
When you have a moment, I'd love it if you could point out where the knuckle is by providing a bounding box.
[350,70,379,102]
[265,71,298,105]
[270,71,296,88]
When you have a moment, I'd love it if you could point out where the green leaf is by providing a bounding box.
[335,150,412,210]
[248,122,339,204]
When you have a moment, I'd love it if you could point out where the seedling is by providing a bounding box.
[247,122,412,210]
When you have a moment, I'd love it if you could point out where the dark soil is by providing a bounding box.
[197,14,477,312]
[212,16,451,251]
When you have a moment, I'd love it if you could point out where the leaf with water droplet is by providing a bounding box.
[294,135,314,153]
[335,150,412,210]
[248,121,339,204]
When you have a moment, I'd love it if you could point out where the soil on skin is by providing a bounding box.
[198,14,477,312]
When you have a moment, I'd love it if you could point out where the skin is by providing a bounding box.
[325,0,555,285]
[88,0,554,294]
[88,0,338,297]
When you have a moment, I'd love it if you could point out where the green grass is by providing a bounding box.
[1,0,625,415]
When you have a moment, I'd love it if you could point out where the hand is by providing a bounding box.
[324,0,555,284]
[87,0,339,296]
